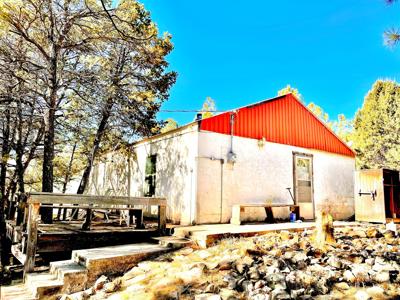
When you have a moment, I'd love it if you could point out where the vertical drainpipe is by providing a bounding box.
[219,159,224,223]
[230,112,235,154]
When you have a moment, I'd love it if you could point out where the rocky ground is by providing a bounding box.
[65,224,400,300]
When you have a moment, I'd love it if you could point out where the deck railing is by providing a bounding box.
[21,192,167,280]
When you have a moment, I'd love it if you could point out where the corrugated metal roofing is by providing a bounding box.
[199,93,355,157]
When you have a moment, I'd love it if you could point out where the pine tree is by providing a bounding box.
[353,80,400,169]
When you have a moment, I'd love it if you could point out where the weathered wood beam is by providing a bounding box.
[158,205,166,234]
[23,203,40,282]
[27,192,166,207]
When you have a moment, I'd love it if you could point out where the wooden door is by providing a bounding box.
[293,153,314,220]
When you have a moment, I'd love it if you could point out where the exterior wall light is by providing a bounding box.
[258,137,266,148]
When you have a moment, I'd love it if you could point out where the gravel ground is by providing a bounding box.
[64,224,400,300]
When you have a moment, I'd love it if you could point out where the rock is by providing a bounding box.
[249,267,260,280]
[250,294,269,300]
[271,288,290,300]
[366,286,385,298]
[366,227,379,238]
[349,230,367,238]
[290,288,305,298]
[354,290,370,300]
[349,264,371,283]
[292,252,308,263]
[346,254,364,264]
[219,288,240,300]
[205,283,219,294]
[243,255,255,266]
[94,275,108,290]
[195,294,222,300]
[383,230,396,240]
[254,280,265,289]
[242,280,254,293]
[197,250,212,259]
[179,266,204,284]
[298,240,309,250]
[343,270,355,283]
[235,263,245,274]
[235,256,253,274]
[372,271,390,283]
[265,273,285,288]
[176,247,194,256]
[297,271,316,287]
[334,282,350,290]
[314,278,329,295]
[104,278,122,293]
[365,258,374,266]
[227,279,237,290]
[219,261,232,271]
[326,256,342,269]
[280,231,291,241]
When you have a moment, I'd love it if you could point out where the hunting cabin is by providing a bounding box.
[88,94,356,225]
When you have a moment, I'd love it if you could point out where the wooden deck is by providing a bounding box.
[5,193,168,280]
[7,219,159,259]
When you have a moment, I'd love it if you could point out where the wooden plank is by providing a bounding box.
[23,203,40,282]
[27,192,166,207]
[158,205,166,234]
[39,205,150,210]
[232,204,299,208]
[11,244,26,264]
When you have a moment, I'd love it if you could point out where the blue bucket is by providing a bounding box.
[290,212,296,222]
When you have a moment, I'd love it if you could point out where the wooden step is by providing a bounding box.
[25,273,63,299]
[0,284,36,300]
[49,260,88,294]
[72,243,172,284]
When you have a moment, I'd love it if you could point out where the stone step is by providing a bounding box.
[25,273,63,299]
[72,243,172,284]
[2,241,181,300]
[0,284,36,300]
[49,260,88,294]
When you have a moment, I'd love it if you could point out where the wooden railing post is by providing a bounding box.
[158,204,166,234]
[23,201,40,282]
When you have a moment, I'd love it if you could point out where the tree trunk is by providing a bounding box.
[41,107,55,223]
[15,101,25,194]
[41,48,58,223]
[0,109,10,211]
[57,141,77,220]
[78,100,113,229]
[77,101,113,195]
[0,109,11,268]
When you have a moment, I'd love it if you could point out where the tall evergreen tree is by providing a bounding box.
[353,80,400,169]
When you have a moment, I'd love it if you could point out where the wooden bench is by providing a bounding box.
[230,203,300,225]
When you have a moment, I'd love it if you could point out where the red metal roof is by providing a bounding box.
[199,94,355,157]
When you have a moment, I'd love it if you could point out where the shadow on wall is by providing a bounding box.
[87,135,193,225]
[87,152,131,197]
[148,136,191,224]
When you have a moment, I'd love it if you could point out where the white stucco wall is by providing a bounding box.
[196,131,355,223]
[87,124,199,225]
[87,127,355,225]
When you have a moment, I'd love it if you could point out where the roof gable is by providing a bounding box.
[199,94,355,157]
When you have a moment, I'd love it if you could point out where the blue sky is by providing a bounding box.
[115,0,400,125]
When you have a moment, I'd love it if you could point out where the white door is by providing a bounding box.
[293,153,314,220]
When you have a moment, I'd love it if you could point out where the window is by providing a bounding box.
[144,154,157,196]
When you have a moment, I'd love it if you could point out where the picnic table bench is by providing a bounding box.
[230,203,300,225]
